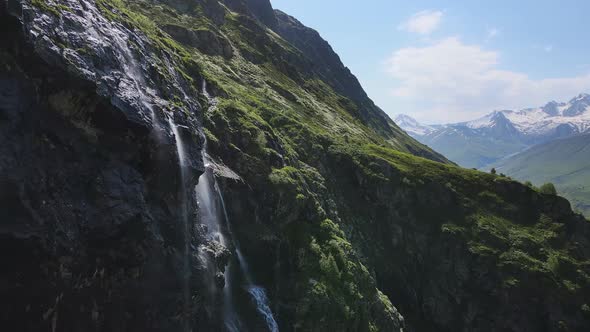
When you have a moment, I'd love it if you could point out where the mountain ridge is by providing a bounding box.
[396,93,590,168]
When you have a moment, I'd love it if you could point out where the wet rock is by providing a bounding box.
[0,1,207,331]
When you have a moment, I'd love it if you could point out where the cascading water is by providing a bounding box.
[63,2,193,330]
[197,80,279,332]
[167,116,193,332]
[215,182,279,332]
[111,20,194,330]
[107,11,194,330]
[77,0,158,127]
[113,31,156,124]
[247,286,280,332]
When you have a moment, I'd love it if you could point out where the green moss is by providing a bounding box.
[503,277,520,288]
[499,249,547,273]
[441,223,467,236]
[31,0,65,16]
[468,242,499,256]
[562,279,581,293]
[286,218,387,330]
[203,128,219,145]
[63,0,589,328]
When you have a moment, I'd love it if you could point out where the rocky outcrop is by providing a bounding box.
[222,0,277,28]
[162,24,233,58]
[0,0,212,330]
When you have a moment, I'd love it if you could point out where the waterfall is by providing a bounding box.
[197,80,279,332]
[78,0,158,127]
[109,15,193,329]
[215,182,280,332]
[248,287,280,332]
[114,31,156,123]
[167,116,192,332]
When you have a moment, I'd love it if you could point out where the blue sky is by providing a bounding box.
[270,0,590,124]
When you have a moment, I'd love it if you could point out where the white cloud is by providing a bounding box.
[544,45,553,52]
[384,37,590,123]
[399,10,443,35]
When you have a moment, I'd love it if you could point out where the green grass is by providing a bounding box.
[93,0,441,165]
[40,1,590,329]
[31,0,72,16]
[492,134,590,216]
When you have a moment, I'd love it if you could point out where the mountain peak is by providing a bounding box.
[490,110,507,119]
[466,110,510,129]
[394,114,434,137]
[564,92,590,117]
[542,101,561,116]
[395,114,419,126]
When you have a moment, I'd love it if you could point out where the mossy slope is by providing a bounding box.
[29,0,590,331]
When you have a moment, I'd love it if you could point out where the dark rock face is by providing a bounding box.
[553,123,577,139]
[222,0,277,28]
[0,1,211,331]
[543,101,561,116]
[242,0,277,28]
[564,95,590,117]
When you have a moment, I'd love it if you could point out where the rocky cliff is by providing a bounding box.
[1,0,589,331]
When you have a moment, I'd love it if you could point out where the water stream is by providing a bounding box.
[167,116,192,332]
[198,80,279,332]
[108,17,193,330]
[81,0,159,128]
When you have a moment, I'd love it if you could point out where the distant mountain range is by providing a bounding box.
[395,93,590,217]
[395,93,590,168]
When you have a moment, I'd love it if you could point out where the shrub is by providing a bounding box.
[491,168,497,175]
[539,183,557,195]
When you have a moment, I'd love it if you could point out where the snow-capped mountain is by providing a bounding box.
[502,93,590,139]
[394,114,435,136]
[464,111,522,140]
[395,93,590,168]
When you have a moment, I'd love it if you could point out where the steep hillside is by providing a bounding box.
[2,1,590,332]
[493,134,590,216]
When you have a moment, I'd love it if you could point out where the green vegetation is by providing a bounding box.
[286,219,395,330]
[540,182,558,195]
[31,0,72,16]
[491,134,590,216]
[66,0,590,329]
